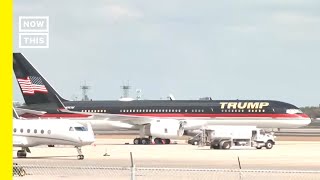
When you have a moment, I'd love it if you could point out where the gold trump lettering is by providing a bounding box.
[220,102,269,109]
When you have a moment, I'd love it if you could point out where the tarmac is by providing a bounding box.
[13,136,320,179]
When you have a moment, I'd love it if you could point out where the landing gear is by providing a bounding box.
[133,137,171,145]
[141,138,150,145]
[133,138,151,145]
[133,138,141,145]
[76,147,84,160]
[77,155,84,160]
[154,138,163,144]
[17,150,27,158]
[154,138,171,144]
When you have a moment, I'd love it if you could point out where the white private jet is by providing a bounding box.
[13,109,95,160]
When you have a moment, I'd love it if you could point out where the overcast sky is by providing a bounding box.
[13,0,320,107]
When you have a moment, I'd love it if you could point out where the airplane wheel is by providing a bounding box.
[77,155,84,160]
[164,139,171,144]
[154,138,163,144]
[17,150,27,158]
[141,138,150,145]
[133,138,141,145]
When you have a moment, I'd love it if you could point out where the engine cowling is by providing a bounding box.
[143,120,184,139]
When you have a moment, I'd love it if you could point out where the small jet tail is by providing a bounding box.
[13,53,68,105]
[13,107,20,119]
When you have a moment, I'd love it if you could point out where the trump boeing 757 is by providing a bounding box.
[13,53,311,145]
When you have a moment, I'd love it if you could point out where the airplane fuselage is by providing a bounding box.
[13,119,95,147]
[19,100,311,130]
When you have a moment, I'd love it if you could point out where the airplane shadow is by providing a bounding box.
[95,143,183,146]
[195,148,260,151]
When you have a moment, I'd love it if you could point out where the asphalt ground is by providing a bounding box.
[13,137,320,179]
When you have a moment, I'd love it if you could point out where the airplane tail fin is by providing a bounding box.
[13,53,68,105]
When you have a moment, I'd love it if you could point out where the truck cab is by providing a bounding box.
[251,129,275,149]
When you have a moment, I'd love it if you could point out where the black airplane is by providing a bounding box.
[13,53,311,144]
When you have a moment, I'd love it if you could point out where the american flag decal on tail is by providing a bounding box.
[17,76,48,94]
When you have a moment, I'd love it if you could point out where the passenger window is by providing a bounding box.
[34,129,37,134]
[48,130,51,134]
[13,128,16,133]
[27,129,30,133]
[20,129,23,133]
[41,130,44,134]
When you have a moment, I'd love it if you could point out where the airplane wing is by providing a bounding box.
[56,95,209,129]
[15,108,47,116]
[59,108,156,125]
[53,94,156,125]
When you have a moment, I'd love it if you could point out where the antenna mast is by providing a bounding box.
[120,81,131,98]
[80,81,91,101]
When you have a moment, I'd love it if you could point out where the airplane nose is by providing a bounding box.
[306,118,312,125]
[299,114,311,125]
[79,135,95,145]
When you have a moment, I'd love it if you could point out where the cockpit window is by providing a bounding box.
[286,109,303,114]
[74,127,88,131]
[69,127,74,131]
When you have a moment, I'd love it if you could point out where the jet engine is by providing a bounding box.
[143,120,184,139]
